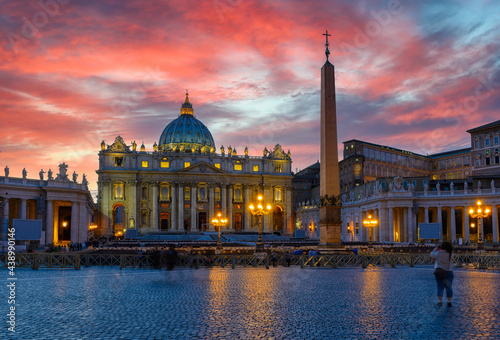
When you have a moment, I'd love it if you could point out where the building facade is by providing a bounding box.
[97,93,294,237]
[296,119,500,243]
[0,163,95,245]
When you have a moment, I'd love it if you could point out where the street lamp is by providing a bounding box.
[249,195,272,251]
[211,212,228,249]
[469,201,490,246]
[362,214,378,247]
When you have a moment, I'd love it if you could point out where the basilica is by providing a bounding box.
[97,93,293,237]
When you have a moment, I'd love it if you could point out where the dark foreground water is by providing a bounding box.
[1,266,499,339]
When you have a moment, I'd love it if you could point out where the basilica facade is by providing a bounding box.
[97,93,293,236]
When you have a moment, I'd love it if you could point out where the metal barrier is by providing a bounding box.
[1,253,500,270]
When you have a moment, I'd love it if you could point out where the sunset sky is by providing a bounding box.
[1,0,499,194]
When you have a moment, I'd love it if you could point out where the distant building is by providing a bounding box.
[0,163,95,245]
[97,93,294,237]
[295,119,500,243]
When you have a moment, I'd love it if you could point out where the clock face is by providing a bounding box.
[465,171,470,175]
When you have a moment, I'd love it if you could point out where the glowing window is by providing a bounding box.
[234,164,242,171]
[214,163,221,169]
[274,187,282,202]
[160,186,170,200]
[274,163,282,173]
[253,165,259,172]
[161,161,170,168]
[215,188,221,201]
[184,162,191,168]
[142,161,148,168]
[184,187,190,200]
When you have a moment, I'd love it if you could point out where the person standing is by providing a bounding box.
[430,241,454,307]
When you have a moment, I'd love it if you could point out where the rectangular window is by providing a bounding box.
[474,140,479,148]
[355,222,359,234]
[142,161,148,168]
[161,161,170,168]
[486,157,491,165]
[475,159,480,166]
[184,162,191,168]
[115,157,123,167]
[234,164,242,171]
[253,165,259,172]
[214,163,221,169]
[495,136,499,144]
[485,138,490,146]
[274,163,282,172]
[495,156,499,164]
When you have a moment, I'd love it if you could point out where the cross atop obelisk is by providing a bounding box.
[323,30,331,60]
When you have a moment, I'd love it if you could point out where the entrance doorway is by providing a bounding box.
[234,213,242,231]
[273,206,283,233]
[198,212,207,231]
[113,204,125,233]
[160,212,169,230]
[58,206,71,242]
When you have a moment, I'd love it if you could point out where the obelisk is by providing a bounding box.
[319,30,342,245]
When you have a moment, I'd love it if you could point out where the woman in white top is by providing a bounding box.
[430,241,454,307]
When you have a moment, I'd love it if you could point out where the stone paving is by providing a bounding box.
[1,266,500,339]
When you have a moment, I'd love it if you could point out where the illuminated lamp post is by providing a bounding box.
[469,201,490,247]
[249,195,272,251]
[362,214,378,247]
[211,212,228,249]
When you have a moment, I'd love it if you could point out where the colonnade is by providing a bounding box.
[343,202,499,243]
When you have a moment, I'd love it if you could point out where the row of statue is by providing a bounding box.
[3,163,87,185]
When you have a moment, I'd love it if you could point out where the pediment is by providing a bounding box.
[178,161,227,174]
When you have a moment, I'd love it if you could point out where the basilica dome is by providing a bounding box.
[158,92,216,153]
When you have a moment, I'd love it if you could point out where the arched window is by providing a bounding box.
[215,187,221,201]
[184,187,191,201]
[198,186,207,201]
[114,182,124,199]
[142,186,148,199]
[274,187,283,202]
[234,187,242,202]
[160,184,170,200]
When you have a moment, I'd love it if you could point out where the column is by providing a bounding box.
[407,207,413,243]
[424,207,429,223]
[209,185,215,231]
[228,185,233,230]
[171,183,177,231]
[129,180,137,228]
[378,208,385,242]
[492,205,498,243]
[221,184,227,229]
[152,183,158,229]
[71,202,78,243]
[437,207,442,239]
[358,211,364,242]
[263,185,272,232]
[191,184,196,232]
[79,201,87,242]
[3,199,9,241]
[373,208,379,242]
[285,186,292,236]
[403,208,409,243]
[463,207,470,242]
[101,181,111,236]
[450,206,456,242]
[178,184,184,230]
[20,199,27,219]
[244,185,251,231]
[388,207,394,242]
